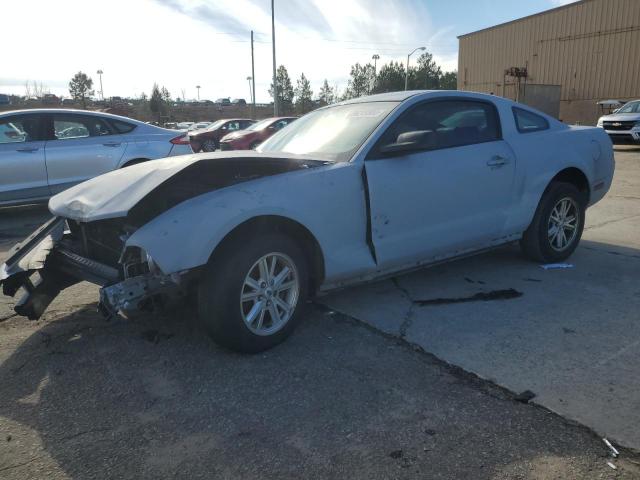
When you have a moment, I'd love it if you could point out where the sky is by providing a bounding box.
[2,0,578,103]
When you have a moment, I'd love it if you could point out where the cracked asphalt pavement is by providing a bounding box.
[1,148,640,479]
[322,146,640,451]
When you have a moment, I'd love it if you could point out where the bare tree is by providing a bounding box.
[24,81,32,98]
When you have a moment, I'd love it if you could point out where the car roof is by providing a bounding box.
[337,90,424,105]
[0,108,147,125]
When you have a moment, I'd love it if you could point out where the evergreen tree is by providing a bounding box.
[269,65,294,114]
[294,73,314,114]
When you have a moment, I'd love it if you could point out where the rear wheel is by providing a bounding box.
[202,139,217,152]
[520,182,586,263]
[198,232,308,353]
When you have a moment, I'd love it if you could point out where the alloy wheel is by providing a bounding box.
[547,197,580,251]
[240,252,300,336]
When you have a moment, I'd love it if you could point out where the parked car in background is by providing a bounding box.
[0,109,192,206]
[189,122,212,131]
[597,99,640,144]
[0,91,614,353]
[215,98,231,106]
[164,122,178,130]
[189,118,255,152]
[219,117,297,150]
[231,98,247,106]
[176,121,195,131]
[0,94,11,106]
[42,94,61,105]
[61,98,76,106]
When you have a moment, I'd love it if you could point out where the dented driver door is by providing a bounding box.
[363,99,516,270]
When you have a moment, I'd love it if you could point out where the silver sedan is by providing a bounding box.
[0,109,193,206]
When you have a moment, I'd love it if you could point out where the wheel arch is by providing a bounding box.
[209,215,326,294]
[547,167,590,204]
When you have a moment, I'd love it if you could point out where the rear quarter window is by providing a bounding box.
[513,107,549,133]
[110,119,137,134]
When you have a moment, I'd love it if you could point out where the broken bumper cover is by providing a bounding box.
[0,218,182,321]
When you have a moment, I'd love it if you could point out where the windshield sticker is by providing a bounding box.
[347,109,386,118]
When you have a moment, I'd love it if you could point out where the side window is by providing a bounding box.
[273,120,288,130]
[110,119,136,134]
[241,120,253,129]
[0,115,42,144]
[512,107,549,133]
[375,100,501,155]
[53,115,112,140]
[227,121,240,131]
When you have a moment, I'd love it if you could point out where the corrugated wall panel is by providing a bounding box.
[458,0,640,122]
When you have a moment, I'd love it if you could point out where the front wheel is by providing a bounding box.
[201,139,217,152]
[520,182,586,263]
[198,233,308,353]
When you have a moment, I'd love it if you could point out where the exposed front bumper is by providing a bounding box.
[1,218,182,321]
[604,129,640,144]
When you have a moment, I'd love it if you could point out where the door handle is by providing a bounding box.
[487,155,508,167]
[102,142,121,147]
[16,146,39,153]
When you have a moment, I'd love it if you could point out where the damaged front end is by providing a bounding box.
[0,217,187,321]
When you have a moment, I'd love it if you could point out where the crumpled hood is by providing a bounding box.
[49,151,329,223]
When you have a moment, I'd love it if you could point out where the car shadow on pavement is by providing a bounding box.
[1,302,637,479]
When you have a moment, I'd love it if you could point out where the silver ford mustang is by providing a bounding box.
[0,91,614,352]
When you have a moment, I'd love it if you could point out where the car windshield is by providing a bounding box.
[247,118,274,131]
[206,120,226,130]
[257,102,398,161]
[617,101,640,113]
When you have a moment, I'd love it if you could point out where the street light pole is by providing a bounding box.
[271,0,278,116]
[196,85,201,100]
[97,69,104,100]
[371,54,379,94]
[404,47,426,91]
[247,76,253,104]
[251,30,256,119]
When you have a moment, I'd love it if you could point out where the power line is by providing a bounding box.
[252,31,456,48]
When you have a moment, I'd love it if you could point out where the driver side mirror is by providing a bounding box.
[378,130,436,156]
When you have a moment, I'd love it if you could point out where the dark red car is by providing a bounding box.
[219,117,297,151]
[189,118,255,152]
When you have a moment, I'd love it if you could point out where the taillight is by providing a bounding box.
[170,134,191,145]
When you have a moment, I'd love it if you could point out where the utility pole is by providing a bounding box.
[97,69,104,100]
[251,30,256,119]
[271,0,278,116]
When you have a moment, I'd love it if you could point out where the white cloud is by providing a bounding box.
[549,0,579,6]
[1,0,459,102]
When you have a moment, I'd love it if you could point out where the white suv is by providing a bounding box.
[597,100,640,144]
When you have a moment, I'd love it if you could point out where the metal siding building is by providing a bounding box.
[458,0,640,125]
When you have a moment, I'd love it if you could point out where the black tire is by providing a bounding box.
[198,232,309,353]
[201,139,217,152]
[520,182,586,263]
